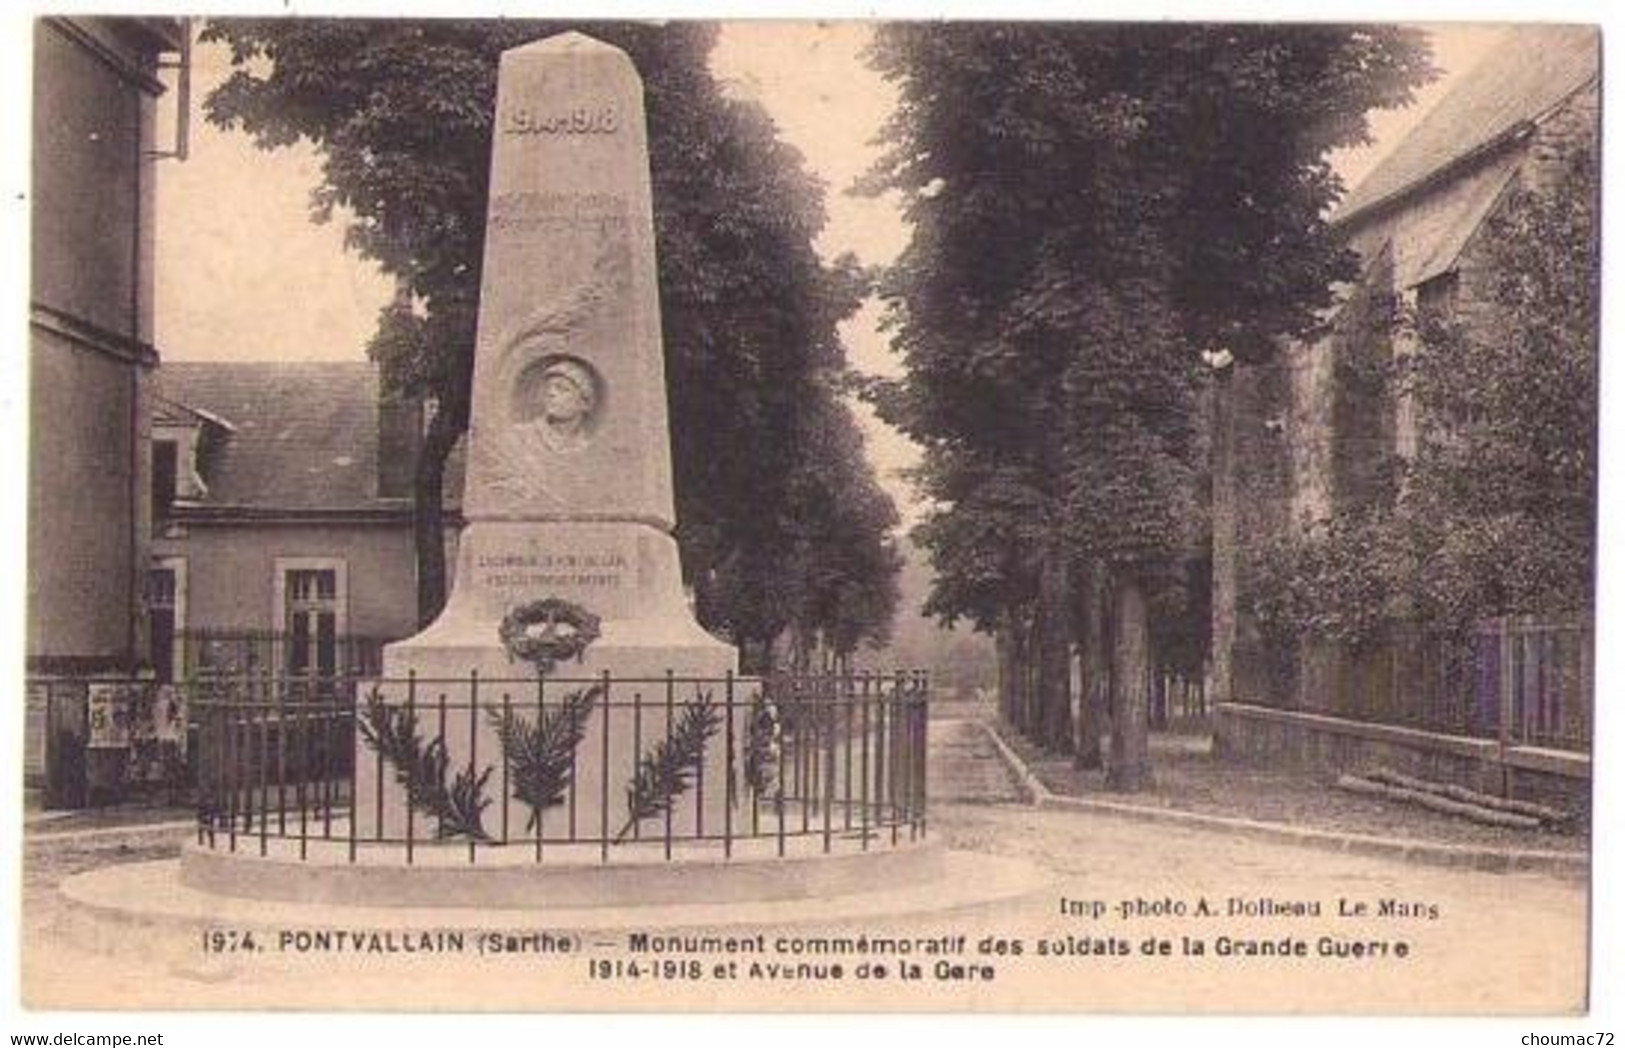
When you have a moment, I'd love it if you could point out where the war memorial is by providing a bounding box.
[58,31,1041,935]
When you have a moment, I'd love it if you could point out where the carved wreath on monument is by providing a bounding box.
[499,597,602,674]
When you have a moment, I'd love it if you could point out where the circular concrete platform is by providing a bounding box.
[59,846,1053,970]
[179,832,951,909]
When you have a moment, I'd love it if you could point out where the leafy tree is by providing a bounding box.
[901,446,1046,730]
[863,24,1432,787]
[201,19,895,657]
[1403,148,1598,624]
[779,390,906,665]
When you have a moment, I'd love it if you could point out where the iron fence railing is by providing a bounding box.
[181,629,388,681]
[189,670,929,863]
[1150,668,1208,729]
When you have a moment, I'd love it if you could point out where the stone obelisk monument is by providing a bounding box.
[391,33,734,678]
[359,32,736,843]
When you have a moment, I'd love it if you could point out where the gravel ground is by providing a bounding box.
[27,802,194,834]
[18,715,1589,1011]
[22,826,190,955]
[996,721,1589,853]
[20,802,1588,1012]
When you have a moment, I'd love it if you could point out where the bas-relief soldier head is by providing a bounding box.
[517,355,601,452]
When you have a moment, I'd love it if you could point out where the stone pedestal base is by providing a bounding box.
[355,518,741,848]
[352,661,751,848]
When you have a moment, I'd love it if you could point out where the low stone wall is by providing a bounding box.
[1212,702,1590,813]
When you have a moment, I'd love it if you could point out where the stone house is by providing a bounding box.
[1209,26,1598,801]
[149,361,462,683]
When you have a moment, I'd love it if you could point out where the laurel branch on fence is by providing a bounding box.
[358,687,494,841]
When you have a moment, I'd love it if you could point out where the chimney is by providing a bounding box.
[376,380,423,500]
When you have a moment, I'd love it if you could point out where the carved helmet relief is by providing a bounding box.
[477,309,607,506]
[512,353,603,453]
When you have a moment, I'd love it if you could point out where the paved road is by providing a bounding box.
[21,713,1588,1013]
[927,715,1025,804]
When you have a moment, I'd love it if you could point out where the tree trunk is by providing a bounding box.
[746,633,780,677]
[1035,548,1073,754]
[1073,561,1107,770]
[412,407,464,628]
[788,625,812,675]
[995,621,1017,726]
[1009,615,1028,734]
[1209,363,1237,708]
[1003,610,1036,738]
[1107,575,1154,791]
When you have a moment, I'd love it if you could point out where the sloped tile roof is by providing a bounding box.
[151,393,212,428]
[1335,24,1598,226]
[152,361,464,513]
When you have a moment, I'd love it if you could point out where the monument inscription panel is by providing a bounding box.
[501,103,620,136]
[475,548,629,592]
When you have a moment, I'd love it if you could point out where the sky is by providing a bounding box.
[153,22,1503,521]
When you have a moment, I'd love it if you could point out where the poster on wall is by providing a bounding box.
[85,681,132,750]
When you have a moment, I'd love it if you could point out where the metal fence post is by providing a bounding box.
[724,670,735,860]
[1497,617,1515,797]
[469,669,480,865]
[601,670,612,865]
